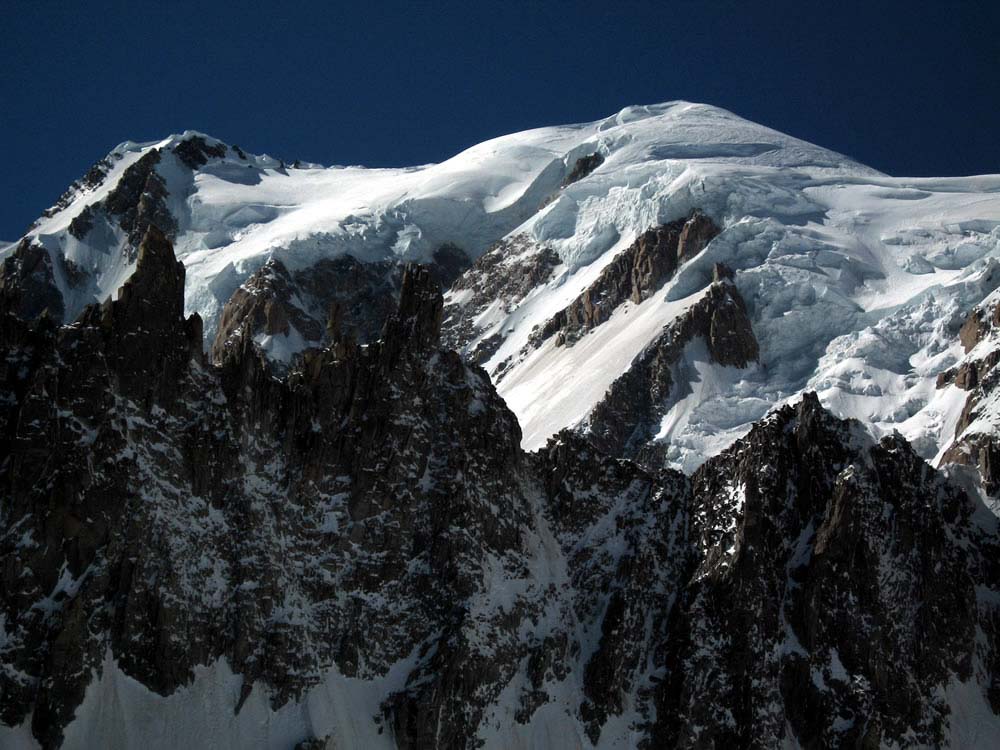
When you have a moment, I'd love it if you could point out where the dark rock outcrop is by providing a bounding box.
[1,232,532,747]
[9,145,185,326]
[937,298,1000,393]
[42,145,179,264]
[172,135,228,169]
[585,271,758,461]
[650,394,993,748]
[562,152,604,186]
[210,255,400,365]
[530,211,720,348]
[1,228,997,749]
[0,240,65,322]
[47,134,228,289]
[102,148,178,253]
[430,242,472,289]
[211,255,402,369]
[0,227,204,739]
[959,302,1000,353]
[33,154,118,230]
[939,295,1000,493]
[441,235,561,363]
[213,248,470,369]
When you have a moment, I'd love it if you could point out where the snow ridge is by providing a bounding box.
[5,100,1000,473]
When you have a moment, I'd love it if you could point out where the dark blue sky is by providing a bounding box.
[3,0,998,240]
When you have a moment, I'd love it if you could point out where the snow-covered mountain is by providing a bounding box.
[7,101,1000,474]
[2,102,1000,749]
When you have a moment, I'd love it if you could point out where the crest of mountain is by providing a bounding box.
[2,102,1000,748]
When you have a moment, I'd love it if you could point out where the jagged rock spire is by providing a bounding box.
[66,225,204,402]
[108,224,186,330]
[0,240,65,321]
[378,264,444,365]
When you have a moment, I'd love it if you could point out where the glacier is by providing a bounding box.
[3,99,1000,747]
[9,100,1000,473]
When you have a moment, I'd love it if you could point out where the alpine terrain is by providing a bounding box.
[1,102,999,748]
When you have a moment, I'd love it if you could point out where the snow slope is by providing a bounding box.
[8,101,1000,472]
[439,110,1000,471]
[6,103,869,336]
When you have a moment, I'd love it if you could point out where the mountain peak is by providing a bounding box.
[4,101,999,473]
[2,101,1000,748]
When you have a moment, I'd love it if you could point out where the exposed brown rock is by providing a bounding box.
[953,293,1000,358]
[562,152,604,186]
[530,211,720,348]
[213,247,469,368]
[0,240,66,322]
[585,277,758,460]
[67,203,97,240]
[34,154,117,229]
[1,236,531,747]
[648,397,985,748]
[677,210,718,264]
[104,148,178,252]
[211,255,400,365]
[1,224,997,750]
[441,235,561,363]
[938,298,1000,493]
[0,249,995,750]
[942,356,1000,495]
[172,135,228,169]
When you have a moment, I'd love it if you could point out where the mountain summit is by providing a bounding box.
[7,101,1000,471]
[2,103,1000,748]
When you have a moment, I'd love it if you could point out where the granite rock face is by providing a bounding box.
[212,249,469,369]
[4,134,469,343]
[585,268,759,463]
[940,293,1000,494]
[650,394,993,748]
[3,144,188,323]
[441,234,561,364]
[0,240,66,322]
[0,231,516,746]
[2,230,998,748]
[172,135,228,169]
[1,227,205,740]
[99,148,178,254]
[529,212,720,348]
[33,156,117,229]
[210,255,401,366]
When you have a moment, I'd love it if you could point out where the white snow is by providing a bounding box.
[0,718,36,750]
[21,102,872,338]
[16,101,1000,471]
[945,674,1000,748]
[500,285,702,449]
[48,650,412,750]
[654,338,767,473]
[468,117,1000,468]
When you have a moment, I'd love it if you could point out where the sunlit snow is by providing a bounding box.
[7,102,1000,472]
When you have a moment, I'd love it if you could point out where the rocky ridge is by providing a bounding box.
[1,229,997,748]
[940,290,1000,493]
[441,235,562,364]
[584,263,759,464]
[0,240,69,322]
[210,255,401,366]
[528,211,719,348]
[3,102,1000,748]
[8,104,1000,478]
